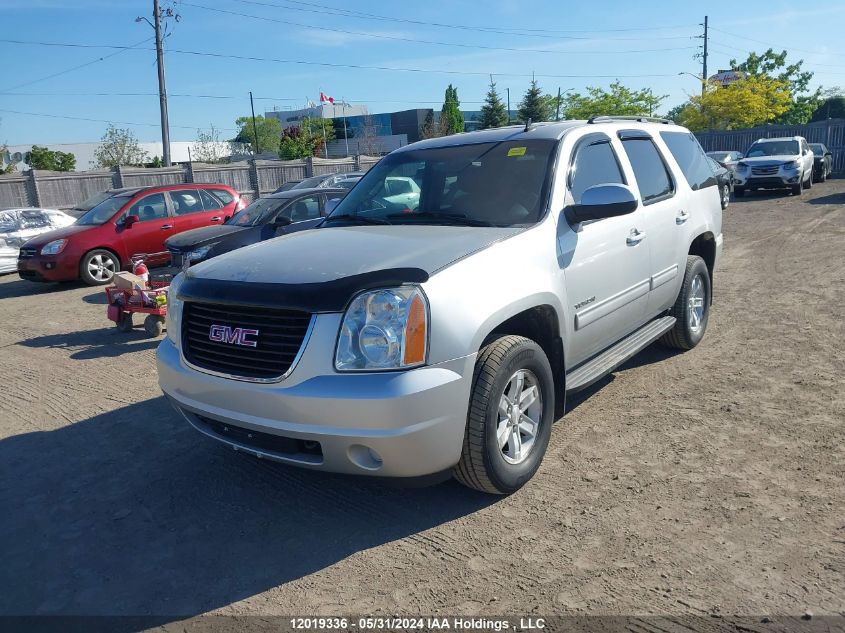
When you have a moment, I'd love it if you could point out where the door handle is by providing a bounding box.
[676,210,690,225]
[210,216,222,222]
[626,228,646,245]
[160,224,173,230]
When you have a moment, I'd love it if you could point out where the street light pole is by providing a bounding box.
[152,0,171,166]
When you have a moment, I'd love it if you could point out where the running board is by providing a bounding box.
[565,316,676,393]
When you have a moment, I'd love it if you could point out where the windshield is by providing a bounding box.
[809,144,825,155]
[75,194,133,225]
[73,190,114,212]
[746,141,799,157]
[225,197,289,227]
[292,175,329,189]
[325,140,557,227]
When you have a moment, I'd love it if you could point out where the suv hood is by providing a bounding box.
[165,224,244,250]
[20,223,94,248]
[189,225,522,284]
[741,155,797,165]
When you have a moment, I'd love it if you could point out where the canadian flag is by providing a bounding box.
[319,91,335,104]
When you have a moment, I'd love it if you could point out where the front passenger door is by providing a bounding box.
[559,133,652,365]
[118,192,172,265]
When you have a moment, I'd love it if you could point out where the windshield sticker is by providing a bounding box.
[507,147,527,157]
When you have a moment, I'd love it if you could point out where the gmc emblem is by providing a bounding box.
[209,324,259,348]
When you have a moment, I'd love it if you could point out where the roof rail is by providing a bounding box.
[587,115,674,125]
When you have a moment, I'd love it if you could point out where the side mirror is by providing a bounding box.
[124,214,140,228]
[272,216,292,227]
[564,184,638,224]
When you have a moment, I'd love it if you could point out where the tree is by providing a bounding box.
[440,84,464,135]
[28,145,77,171]
[355,115,383,155]
[279,126,313,160]
[559,81,666,120]
[233,115,282,154]
[94,125,148,168]
[192,124,227,163]
[301,116,336,156]
[810,88,845,121]
[479,78,508,129]
[517,79,551,123]
[673,75,791,131]
[730,49,820,124]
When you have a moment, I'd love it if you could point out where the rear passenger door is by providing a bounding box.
[168,189,214,232]
[618,131,685,315]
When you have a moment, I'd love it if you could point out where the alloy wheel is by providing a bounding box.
[496,369,542,465]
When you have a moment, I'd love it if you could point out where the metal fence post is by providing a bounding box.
[354,155,362,171]
[185,161,195,184]
[249,159,260,199]
[113,165,125,188]
[28,169,41,207]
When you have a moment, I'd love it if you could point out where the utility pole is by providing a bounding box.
[506,88,510,122]
[701,15,709,96]
[555,87,561,121]
[152,0,171,166]
[249,91,260,154]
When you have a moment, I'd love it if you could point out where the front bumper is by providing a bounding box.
[735,171,801,189]
[17,252,79,282]
[157,336,476,477]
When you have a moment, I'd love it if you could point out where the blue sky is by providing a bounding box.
[1,0,844,146]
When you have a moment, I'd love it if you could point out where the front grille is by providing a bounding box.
[182,301,312,380]
[18,248,36,259]
[751,165,779,176]
[195,414,323,461]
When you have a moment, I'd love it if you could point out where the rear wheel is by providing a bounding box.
[660,256,711,351]
[80,249,119,286]
[453,335,555,495]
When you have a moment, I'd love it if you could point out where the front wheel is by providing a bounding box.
[805,170,813,189]
[80,249,119,286]
[453,335,555,495]
[791,178,803,196]
[720,184,730,209]
[660,255,711,350]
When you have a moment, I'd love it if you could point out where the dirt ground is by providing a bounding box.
[0,180,843,628]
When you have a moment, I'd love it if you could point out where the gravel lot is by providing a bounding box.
[0,181,843,628]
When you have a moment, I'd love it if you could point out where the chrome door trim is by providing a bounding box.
[575,279,650,330]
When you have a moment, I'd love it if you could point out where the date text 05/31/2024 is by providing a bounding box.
[289,617,547,630]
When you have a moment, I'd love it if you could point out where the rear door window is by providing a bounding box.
[199,189,224,211]
[169,190,205,216]
[283,196,321,222]
[620,137,674,204]
[660,131,716,191]
[207,188,235,205]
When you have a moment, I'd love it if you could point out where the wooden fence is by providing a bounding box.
[0,155,381,210]
[695,118,845,173]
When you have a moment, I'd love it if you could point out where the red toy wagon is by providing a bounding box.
[105,280,169,337]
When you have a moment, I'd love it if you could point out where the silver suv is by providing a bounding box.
[734,136,815,197]
[157,117,723,494]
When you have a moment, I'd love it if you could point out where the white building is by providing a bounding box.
[265,103,369,129]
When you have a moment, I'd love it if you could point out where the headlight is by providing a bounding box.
[335,286,428,371]
[165,272,185,344]
[187,244,215,262]
[41,239,67,255]
[783,160,800,170]
[736,162,748,172]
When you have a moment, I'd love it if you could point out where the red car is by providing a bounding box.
[18,183,243,285]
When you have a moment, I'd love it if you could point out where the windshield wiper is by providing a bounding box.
[322,213,392,226]
[386,211,494,227]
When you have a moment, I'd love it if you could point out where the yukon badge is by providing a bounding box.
[574,296,596,310]
[208,324,259,348]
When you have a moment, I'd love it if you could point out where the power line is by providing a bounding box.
[0,37,154,94]
[0,108,238,131]
[0,39,683,79]
[182,2,697,54]
[709,26,845,59]
[0,91,487,104]
[230,0,696,39]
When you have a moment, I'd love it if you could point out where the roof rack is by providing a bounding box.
[587,115,674,125]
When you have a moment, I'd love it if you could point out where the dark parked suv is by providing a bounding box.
[18,184,242,285]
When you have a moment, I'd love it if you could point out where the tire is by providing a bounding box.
[791,178,803,196]
[660,255,711,351]
[720,184,730,209]
[144,314,165,337]
[805,170,813,189]
[819,167,827,183]
[116,312,133,332]
[453,335,555,495]
[734,186,746,198]
[80,249,120,286]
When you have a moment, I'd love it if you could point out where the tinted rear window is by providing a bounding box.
[207,188,234,205]
[621,138,674,203]
[661,131,716,191]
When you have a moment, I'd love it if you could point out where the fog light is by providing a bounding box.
[44,262,55,270]
[348,444,383,470]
